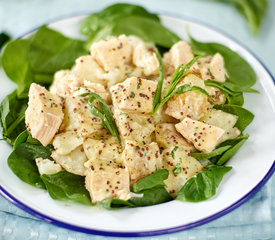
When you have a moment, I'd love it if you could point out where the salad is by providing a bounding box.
[0,4,255,208]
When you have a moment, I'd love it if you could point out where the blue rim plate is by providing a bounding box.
[0,14,275,237]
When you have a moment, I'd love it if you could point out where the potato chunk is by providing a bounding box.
[85,162,131,203]
[155,123,195,152]
[51,145,87,176]
[175,118,225,153]
[35,158,62,175]
[114,109,155,145]
[90,35,132,72]
[25,83,64,146]
[122,140,162,185]
[162,147,203,197]
[205,86,226,106]
[110,77,157,114]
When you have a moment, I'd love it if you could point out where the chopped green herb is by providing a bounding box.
[125,72,132,76]
[207,68,213,77]
[173,166,182,175]
[119,112,129,117]
[130,91,135,98]
[137,81,141,89]
[171,146,178,159]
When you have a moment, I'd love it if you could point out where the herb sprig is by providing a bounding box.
[79,92,121,143]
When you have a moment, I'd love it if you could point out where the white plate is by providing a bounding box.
[0,14,275,237]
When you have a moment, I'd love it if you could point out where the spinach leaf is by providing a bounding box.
[28,26,87,74]
[214,104,254,131]
[129,187,173,206]
[7,142,54,189]
[176,166,232,202]
[1,39,34,97]
[132,169,169,192]
[0,32,10,48]
[189,35,257,92]
[192,145,232,160]
[99,199,134,210]
[41,171,92,205]
[13,129,29,149]
[0,91,28,144]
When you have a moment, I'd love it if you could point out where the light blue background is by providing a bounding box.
[0,0,275,239]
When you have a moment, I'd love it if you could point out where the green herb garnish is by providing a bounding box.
[173,166,182,175]
[130,91,135,98]
[171,146,178,159]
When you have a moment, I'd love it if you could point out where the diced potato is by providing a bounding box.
[25,83,64,146]
[53,131,83,155]
[62,94,103,137]
[122,140,162,185]
[110,77,157,114]
[35,158,62,175]
[155,123,195,152]
[85,161,131,203]
[151,107,178,124]
[113,109,155,145]
[175,117,225,153]
[133,43,159,76]
[200,109,240,143]
[205,86,226,106]
[51,145,87,176]
[197,53,227,82]
[83,136,122,165]
[162,147,203,197]
[90,35,132,72]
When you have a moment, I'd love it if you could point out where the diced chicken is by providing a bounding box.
[165,74,208,120]
[35,158,62,175]
[162,147,203,197]
[175,117,225,153]
[51,146,87,176]
[113,109,155,145]
[122,140,162,185]
[155,123,195,152]
[197,53,227,82]
[25,83,64,146]
[83,136,122,165]
[90,35,132,72]
[53,131,83,155]
[61,94,103,137]
[85,161,131,203]
[200,109,240,143]
[110,77,157,114]
[133,43,159,76]
[205,86,226,106]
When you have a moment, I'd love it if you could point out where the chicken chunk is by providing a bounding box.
[90,35,132,72]
[162,147,203,197]
[175,117,225,153]
[122,140,162,185]
[155,123,195,152]
[35,158,62,175]
[51,145,87,176]
[197,53,227,82]
[200,109,240,143]
[110,77,157,114]
[113,109,155,145]
[85,161,131,203]
[25,83,64,146]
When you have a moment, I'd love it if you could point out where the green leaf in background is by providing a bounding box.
[189,35,257,92]
[214,104,254,131]
[28,25,87,74]
[176,165,232,202]
[13,129,29,149]
[7,142,54,189]
[132,169,169,193]
[41,171,92,205]
[0,91,28,144]
[99,199,134,210]
[0,32,10,48]
[212,0,268,35]
[192,145,232,160]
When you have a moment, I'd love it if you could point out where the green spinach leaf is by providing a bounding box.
[176,166,232,202]
[41,171,92,205]
[192,145,231,160]
[0,32,10,48]
[99,199,134,209]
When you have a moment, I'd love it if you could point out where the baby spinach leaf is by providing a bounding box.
[13,129,29,149]
[129,187,173,206]
[132,169,169,193]
[176,166,232,202]
[192,145,232,160]
[41,171,92,205]
[7,142,53,189]
[28,26,87,74]
[0,32,10,48]
[189,35,257,92]
[0,91,28,144]
[99,199,134,210]
[214,104,254,131]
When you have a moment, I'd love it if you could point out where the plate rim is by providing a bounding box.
[0,12,275,237]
